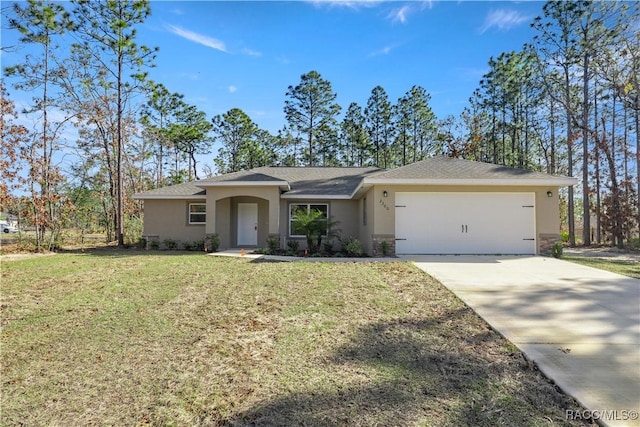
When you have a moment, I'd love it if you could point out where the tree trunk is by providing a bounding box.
[581,52,591,246]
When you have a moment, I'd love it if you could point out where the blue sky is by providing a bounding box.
[2,0,545,165]
[137,0,543,133]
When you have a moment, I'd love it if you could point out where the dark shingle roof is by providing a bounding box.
[133,157,575,200]
[198,167,383,197]
[196,169,288,183]
[132,181,205,199]
[134,167,383,199]
[366,156,575,183]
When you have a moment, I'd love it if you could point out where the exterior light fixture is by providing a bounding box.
[547,191,553,198]
[383,191,388,197]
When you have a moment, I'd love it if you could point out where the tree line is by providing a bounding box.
[1,0,638,250]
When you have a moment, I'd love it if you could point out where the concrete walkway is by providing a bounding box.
[401,255,640,427]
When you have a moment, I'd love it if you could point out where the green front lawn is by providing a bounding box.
[564,256,640,279]
[1,252,586,426]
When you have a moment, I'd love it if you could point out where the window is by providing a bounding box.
[289,203,328,237]
[188,203,206,224]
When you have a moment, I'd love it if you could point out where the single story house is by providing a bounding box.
[132,156,576,256]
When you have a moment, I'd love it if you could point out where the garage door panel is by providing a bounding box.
[395,192,535,255]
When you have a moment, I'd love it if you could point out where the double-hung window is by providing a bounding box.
[188,203,206,224]
[289,203,328,237]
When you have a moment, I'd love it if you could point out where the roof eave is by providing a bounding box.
[132,194,206,200]
[280,194,353,200]
[196,180,290,190]
[363,178,578,186]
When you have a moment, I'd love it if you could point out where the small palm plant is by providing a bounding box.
[292,208,340,254]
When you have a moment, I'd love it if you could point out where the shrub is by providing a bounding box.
[291,208,340,254]
[266,236,279,253]
[551,241,563,258]
[124,216,143,245]
[560,230,569,243]
[286,239,299,255]
[380,240,390,256]
[208,234,220,252]
[343,236,364,257]
[183,241,193,251]
[137,237,147,249]
[192,240,205,251]
[627,237,640,250]
[163,238,178,250]
[322,241,334,255]
[148,239,160,250]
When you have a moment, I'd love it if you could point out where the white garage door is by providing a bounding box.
[395,192,536,255]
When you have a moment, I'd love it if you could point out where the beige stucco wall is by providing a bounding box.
[215,198,231,250]
[142,199,206,245]
[369,185,562,254]
[358,188,376,255]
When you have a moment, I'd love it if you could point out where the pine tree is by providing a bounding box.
[284,71,341,166]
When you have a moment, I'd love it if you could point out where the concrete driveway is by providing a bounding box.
[401,255,640,427]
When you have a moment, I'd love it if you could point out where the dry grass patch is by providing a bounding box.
[1,252,589,426]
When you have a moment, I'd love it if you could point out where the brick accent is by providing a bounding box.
[539,233,561,255]
[372,235,396,257]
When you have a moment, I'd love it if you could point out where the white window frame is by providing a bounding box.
[289,203,329,237]
[188,203,206,224]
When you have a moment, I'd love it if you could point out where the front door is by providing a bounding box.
[237,203,258,246]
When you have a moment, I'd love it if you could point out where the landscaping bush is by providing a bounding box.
[207,234,220,252]
[148,239,160,250]
[380,240,390,256]
[163,238,178,250]
[183,241,193,251]
[343,236,364,257]
[286,239,299,255]
[266,236,279,253]
[551,241,563,258]
[322,241,335,255]
[192,239,205,251]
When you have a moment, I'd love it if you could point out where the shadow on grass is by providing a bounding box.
[224,312,585,426]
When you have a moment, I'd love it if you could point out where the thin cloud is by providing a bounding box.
[369,45,393,57]
[479,9,530,34]
[242,48,262,57]
[388,5,411,24]
[228,85,237,93]
[308,0,381,10]
[387,1,433,24]
[166,24,227,52]
[276,56,292,65]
